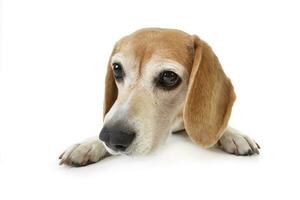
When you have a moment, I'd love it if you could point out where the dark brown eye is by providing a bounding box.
[112,63,124,81]
[156,71,181,90]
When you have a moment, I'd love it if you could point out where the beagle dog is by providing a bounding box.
[59,28,260,166]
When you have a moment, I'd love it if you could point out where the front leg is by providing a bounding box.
[59,136,109,166]
[217,127,260,156]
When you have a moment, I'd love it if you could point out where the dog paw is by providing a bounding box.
[59,137,108,166]
[218,129,260,156]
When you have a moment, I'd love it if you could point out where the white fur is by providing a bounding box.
[59,137,108,166]
[217,127,260,155]
[101,58,187,155]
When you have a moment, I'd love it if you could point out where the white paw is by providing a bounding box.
[218,128,260,156]
[59,137,108,166]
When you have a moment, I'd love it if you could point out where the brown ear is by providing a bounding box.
[103,55,118,120]
[183,35,236,147]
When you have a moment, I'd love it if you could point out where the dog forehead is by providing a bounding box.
[114,28,194,71]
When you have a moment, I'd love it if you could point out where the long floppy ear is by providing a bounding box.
[103,55,118,120]
[183,35,236,147]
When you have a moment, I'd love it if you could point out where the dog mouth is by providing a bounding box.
[102,142,131,155]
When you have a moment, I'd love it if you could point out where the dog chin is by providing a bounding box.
[102,142,134,155]
[102,141,154,156]
[107,148,122,155]
[101,143,120,155]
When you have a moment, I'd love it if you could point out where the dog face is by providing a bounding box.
[100,28,235,155]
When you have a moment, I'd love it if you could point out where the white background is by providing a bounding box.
[0,0,299,199]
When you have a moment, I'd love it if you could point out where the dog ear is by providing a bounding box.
[103,53,118,120]
[183,35,236,147]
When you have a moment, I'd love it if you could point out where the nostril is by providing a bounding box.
[110,132,136,152]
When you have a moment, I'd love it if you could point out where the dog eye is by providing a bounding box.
[112,63,124,81]
[156,71,181,90]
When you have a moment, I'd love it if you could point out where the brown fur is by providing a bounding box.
[103,28,235,148]
[183,35,236,147]
[115,28,194,73]
[103,56,118,117]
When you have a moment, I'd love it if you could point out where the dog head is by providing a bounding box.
[99,28,235,155]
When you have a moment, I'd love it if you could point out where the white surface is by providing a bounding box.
[0,0,299,199]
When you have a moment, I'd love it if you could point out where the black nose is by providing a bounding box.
[99,126,136,152]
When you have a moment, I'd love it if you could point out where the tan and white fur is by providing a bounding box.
[59,28,260,166]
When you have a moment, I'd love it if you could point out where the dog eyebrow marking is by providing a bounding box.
[111,53,124,67]
[143,58,187,79]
